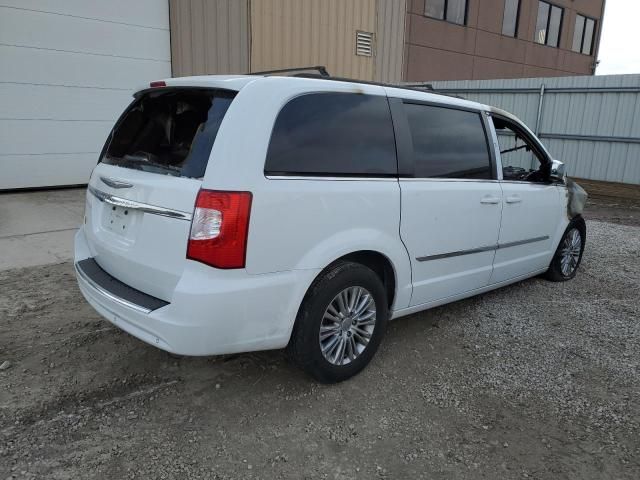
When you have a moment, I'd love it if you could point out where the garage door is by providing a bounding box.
[0,0,171,190]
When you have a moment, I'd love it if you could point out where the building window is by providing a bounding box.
[534,1,563,47]
[425,0,468,26]
[572,14,596,55]
[502,0,520,37]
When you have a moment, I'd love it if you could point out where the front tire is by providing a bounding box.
[286,261,389,383]
[544,216,586,282]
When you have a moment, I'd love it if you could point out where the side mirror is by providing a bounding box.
[550,159,566,183]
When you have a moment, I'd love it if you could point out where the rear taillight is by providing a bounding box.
[187,190,252,269]
[150,80,166,88]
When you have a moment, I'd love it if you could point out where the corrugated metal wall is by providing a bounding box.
[374,0,406,84]
[0,0,171,189]
[169,0,249,76]
[250,0,376,80]
[429,75,640,185]
[170,0,407,82]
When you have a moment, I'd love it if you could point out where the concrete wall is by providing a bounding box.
[169,0,249,76]
[250,0,377,80]
[404,0,604,82]
[430,74,640,185]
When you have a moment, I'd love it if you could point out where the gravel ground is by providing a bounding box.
[1,219,639,479]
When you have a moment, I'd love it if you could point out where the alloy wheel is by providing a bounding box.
[560,228,582,276]
[319,286,377,366]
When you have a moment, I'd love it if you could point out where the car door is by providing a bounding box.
[391,98,503,307]
[489,113,564,284]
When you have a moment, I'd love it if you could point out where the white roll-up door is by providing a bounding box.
[0,0,171,189]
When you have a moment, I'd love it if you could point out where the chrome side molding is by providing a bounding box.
[498,236,550,250]
[88,186,193,221]
[416,236,550,262]
[416,245,496,262]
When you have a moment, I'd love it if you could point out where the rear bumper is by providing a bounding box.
[75,258,169,313]
[74,227,319,356]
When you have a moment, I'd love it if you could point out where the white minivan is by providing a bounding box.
[75,72,587,382]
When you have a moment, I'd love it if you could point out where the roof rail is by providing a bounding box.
[293,73,454,96]
[250,66,330,77]
[403,83,466,99]
[403,83,435,91]
[250,70,461,100]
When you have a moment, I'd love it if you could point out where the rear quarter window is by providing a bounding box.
[265,92,397,176]
[102,88,235,178]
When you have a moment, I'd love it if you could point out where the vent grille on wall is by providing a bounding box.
[355,31,374,57]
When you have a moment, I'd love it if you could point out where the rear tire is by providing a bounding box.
[286,261,388,383]
[544,216,586,282]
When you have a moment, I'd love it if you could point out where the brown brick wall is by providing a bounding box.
[404,0,604,81]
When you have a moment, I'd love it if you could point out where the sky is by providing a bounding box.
[596,0,640,75]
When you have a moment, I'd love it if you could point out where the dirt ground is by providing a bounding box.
[584,196,640,227]
[1,209,639,479]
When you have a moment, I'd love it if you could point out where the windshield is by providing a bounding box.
[101,88,236,178]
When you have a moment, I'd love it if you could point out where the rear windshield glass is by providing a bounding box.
[101,88,235,178]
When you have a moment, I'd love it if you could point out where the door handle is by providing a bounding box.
[505,195,522,204]
[480,195,501,204]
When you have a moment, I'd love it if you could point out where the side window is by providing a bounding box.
[491,116,549,182]
[265,93,397,176]
[403,103,493,179]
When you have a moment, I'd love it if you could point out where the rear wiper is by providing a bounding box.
[123,154,181,172]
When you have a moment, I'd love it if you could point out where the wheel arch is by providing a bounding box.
[298,249,399,314]
[336,250,397,309]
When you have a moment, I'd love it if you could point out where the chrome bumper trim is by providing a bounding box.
[416,235,550,262]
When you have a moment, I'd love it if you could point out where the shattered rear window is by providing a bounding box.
[101,88,236,178]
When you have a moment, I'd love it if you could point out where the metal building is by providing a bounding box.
[1,0,610,189]
[429,74,640,185]
[169,0,605,82]
[169,0,407,83]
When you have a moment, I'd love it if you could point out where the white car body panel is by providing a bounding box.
[74,74,573,357]
[391,266,549,320]
[491,182,564,283]
[399,179,503,305]
[84,163,200,300]
[244,177,412,310]
[76,228,319,354]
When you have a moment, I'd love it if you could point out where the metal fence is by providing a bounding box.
[424,74,640,185]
